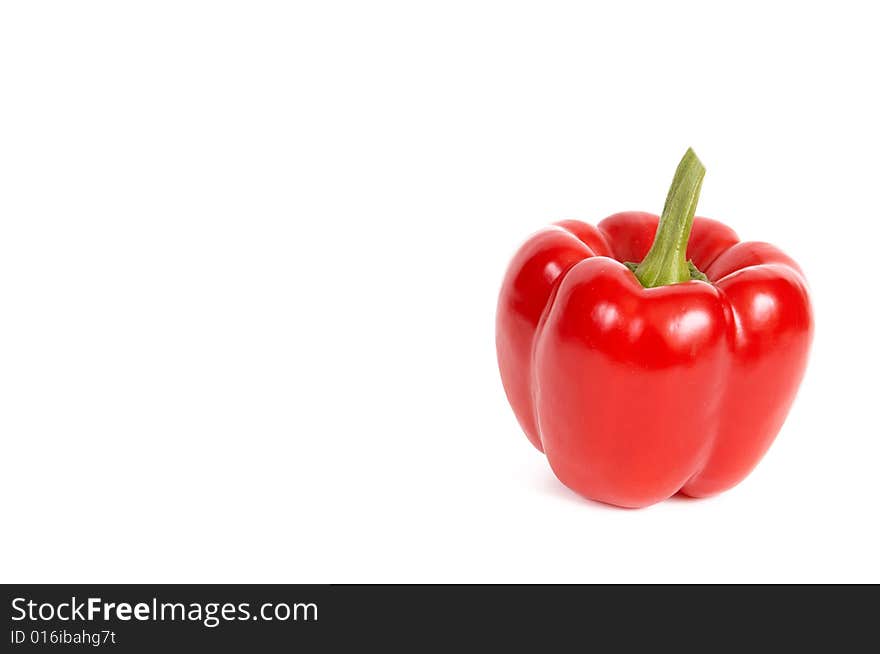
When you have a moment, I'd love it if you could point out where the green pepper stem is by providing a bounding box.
[634,148,706,288]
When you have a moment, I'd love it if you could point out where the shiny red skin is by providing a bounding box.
[496,212,813,508]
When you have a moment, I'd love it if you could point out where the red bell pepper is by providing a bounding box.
[496,149,813,508]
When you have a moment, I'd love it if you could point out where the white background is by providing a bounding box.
[1,1,877,583]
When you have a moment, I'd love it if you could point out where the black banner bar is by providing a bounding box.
[3,584,877,651]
